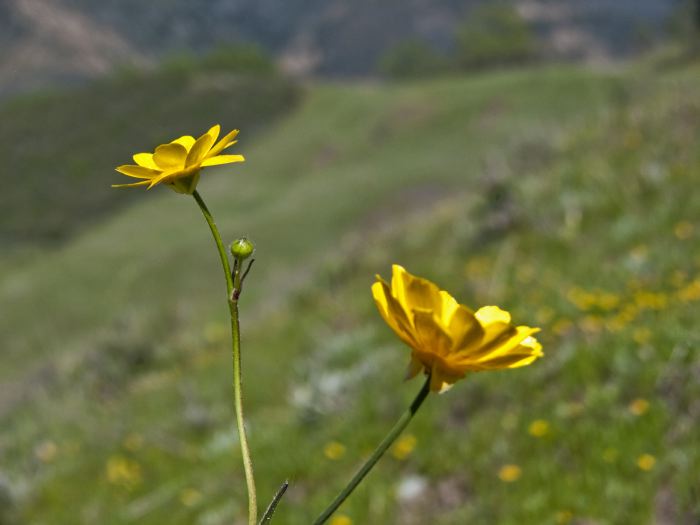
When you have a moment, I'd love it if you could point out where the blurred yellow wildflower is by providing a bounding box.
[372,265,542,393]
[567,287,596,311]
[634,291,668,310]
[180,488,203,507]
[498,464,522,482]
[628,398,649,416]
[637,453,656,471]
[113,124,244,194]
[632,328,652,345]
[555,510,574,524]
[528,419,550,438]
[106,456,143,489]
[329,515,353,525]
[324,441,347,460]
[677,279,700,303]
[674,220,694,240]
[391,434,417,460]
[596,292,620,311]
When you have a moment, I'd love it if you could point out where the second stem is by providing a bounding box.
[193,190,257,525]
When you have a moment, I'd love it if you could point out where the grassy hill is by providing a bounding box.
[0,62,298,247]
[1,61,699,524]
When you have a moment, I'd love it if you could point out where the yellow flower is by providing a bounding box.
[391,433,417,460]
[674,220,694,240]
[113,124,244,194]
[498,464,522,482]
[323,441,347,460]
[105,456,143,489]
[329,515,353,525]
[372,265,543,393]
[637,453,656,471]
[528,419,550,438]
[628,398,649,416]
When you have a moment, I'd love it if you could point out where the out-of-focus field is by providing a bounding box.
[1,59,699,524]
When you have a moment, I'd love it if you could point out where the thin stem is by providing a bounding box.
[192,190,258,525]
[312,376,431,525]
[192,190,233,294]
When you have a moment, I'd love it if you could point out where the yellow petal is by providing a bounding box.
[153,143,187,169]
[171,135,196,151]
[133,153,158,169]
[200,154,245,167]
[412,309,453,358]
[115,165,161,179]
[186,129,217,167]
[206,124,221,143]
[112,180,150,188]
[475,306,512,326]
[372,281,419,348]
[471,327,540,366]
[392,265,444,316]
[207,129,239,158]
[438,290,460,326]
[146,169,185,189]
[476,350,541,370]
[448,305,484,352]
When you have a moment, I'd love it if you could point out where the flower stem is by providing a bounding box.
[312,375,431,525]
[193,190,258,525]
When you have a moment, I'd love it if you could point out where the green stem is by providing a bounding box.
[312,376,431,525]
[259,480,289,524]
[193,190,258,525]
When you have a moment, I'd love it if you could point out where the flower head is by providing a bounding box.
[372,265,543,392]
[113,124,244,194]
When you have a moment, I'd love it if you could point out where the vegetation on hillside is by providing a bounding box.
[0,45,299,248]
[1,59,699,524]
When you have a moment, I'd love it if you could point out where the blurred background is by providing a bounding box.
[1,0,700,523]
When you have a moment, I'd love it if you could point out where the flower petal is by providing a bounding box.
[146,168,188,189]
[438,290,460,326]
[392,265,444,317]
[186,127,218,167]
[133,153,158,169]
[471,326,540,365]
[115,165,161,179]
[207,129,239,158]
[112,180,151,188]
[475,305,511,325]
[200,154,245,167]
[412,309,453,358]
[372,280,419,348]
[153,143,187,170]
[171,135,196,151]
[448,304,484,352]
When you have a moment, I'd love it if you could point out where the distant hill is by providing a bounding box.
[0,0,684,94]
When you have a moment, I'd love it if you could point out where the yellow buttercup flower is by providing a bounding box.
[372,265,543,393]
[113,124,244,194]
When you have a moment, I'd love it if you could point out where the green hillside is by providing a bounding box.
[1,63,699,524]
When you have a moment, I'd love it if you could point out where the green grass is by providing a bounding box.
[0,65,298,247]
[1,62,699,524]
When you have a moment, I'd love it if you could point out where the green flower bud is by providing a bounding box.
[230,237,255,260]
